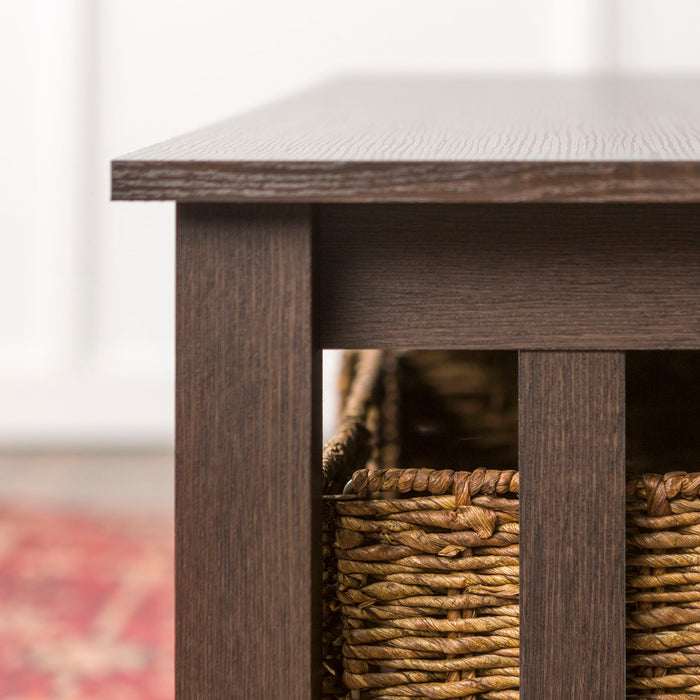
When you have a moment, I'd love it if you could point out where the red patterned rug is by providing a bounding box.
[0,505,174,699]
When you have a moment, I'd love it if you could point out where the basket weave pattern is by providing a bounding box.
[336,467,520,699]
[627,472,700,697]
[333,468,700,698]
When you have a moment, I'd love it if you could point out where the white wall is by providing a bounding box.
[0,0,698,447]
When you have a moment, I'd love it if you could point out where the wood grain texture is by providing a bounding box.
[176,203,321,699]
[317,204,700,349]
[519,352,625,699]
[112,77,700,202]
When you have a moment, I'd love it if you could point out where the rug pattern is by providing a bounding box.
[0,506,174,700]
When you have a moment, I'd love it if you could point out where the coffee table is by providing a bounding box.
[112,76,700,699]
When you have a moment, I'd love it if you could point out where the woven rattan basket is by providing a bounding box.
[322,349,700,699]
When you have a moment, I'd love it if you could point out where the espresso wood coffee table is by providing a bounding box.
[112,76,700,699]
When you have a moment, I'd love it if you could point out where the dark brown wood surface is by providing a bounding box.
[519,352,626,699]
[112,77,700,203]
[176,203,321,698]
[317,204,700,349]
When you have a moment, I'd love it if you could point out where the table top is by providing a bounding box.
[112,75,700,203]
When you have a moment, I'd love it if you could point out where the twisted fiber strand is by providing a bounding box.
[346,468,519,501]
[338,555,520,575]
[323,419,372,493]
[627,472,700,509]
[323,351,384,490]
[340,495,518,516]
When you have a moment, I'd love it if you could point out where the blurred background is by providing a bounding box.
[3,0,700,451]
[1,1,699,697]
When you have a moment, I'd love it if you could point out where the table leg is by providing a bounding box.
[176,203,321,699]
[520,351,625,698]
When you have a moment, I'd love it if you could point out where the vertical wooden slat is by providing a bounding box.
[176,203,321,699]
[520,351,625,699]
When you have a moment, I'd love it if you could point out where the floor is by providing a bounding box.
[0,452,174,700]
